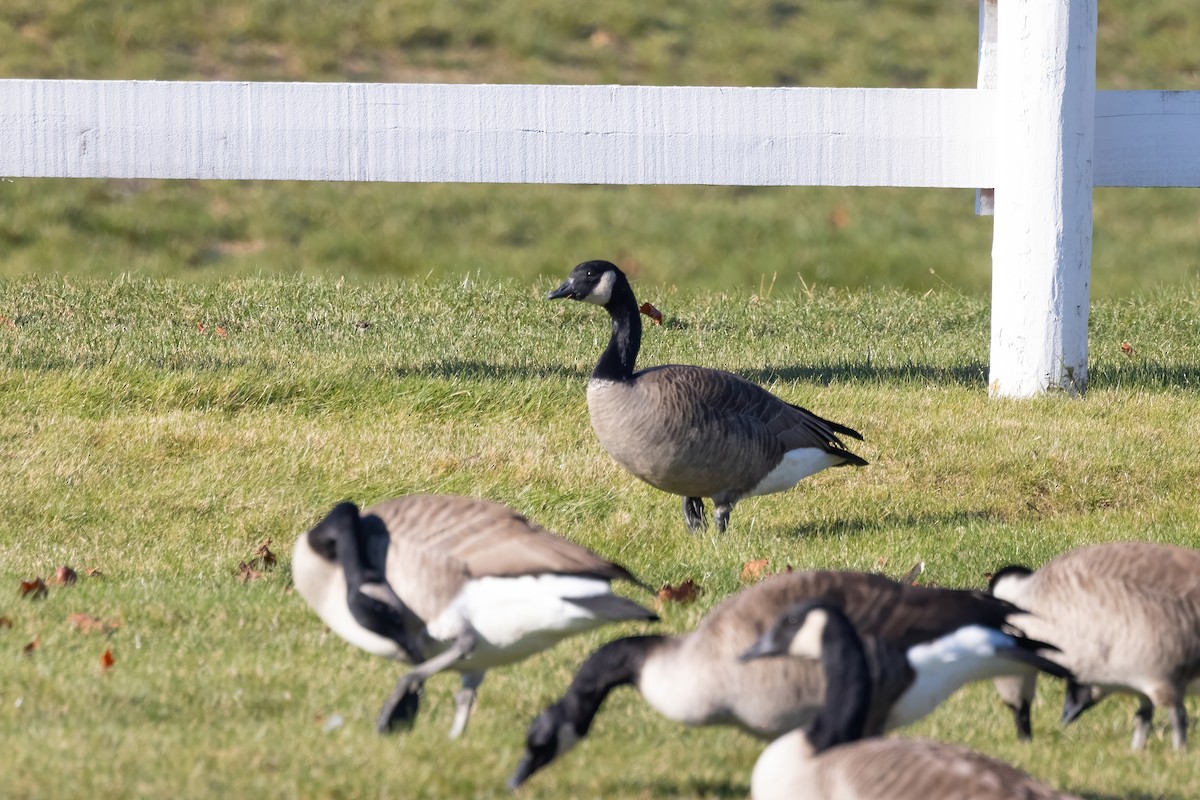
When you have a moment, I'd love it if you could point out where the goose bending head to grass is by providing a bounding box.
[738,599,1083,800]
[508,569,1071,788]
[546,259,866,533]
[988,541,1200,750]
[292,495,657,739]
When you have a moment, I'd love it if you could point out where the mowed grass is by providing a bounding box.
[2,275,1200,799]
[2,1,1200,296]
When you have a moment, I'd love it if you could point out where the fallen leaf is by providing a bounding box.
[741,558,770,582]
[214,326,228,337]
[50,565,78,586]
[196,322,206,334]
[20,578,48,600]
[0,616,12,629]
[1120,341,1134,356]
[248,539,277,570]
[638,302,664,325]
[656,579,701,607]
[237,561,263,583]
[23,636,40,655]
[354,320,371,330]
[100,648,114,672]
[68,613,120,635]
[83,567,104,578]
[830,205,851,230]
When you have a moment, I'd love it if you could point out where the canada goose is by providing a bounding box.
[546,260,866,533]
[292,495,658,738]
[740,599,1082,800]
[989,541,1200,750]
[508,569,1069,787]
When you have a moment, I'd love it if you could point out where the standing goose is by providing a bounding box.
[988,541,1200,750]
[740,599,1082,800]
[508,569,1069,787]
[547,260,866,533]
[292,495,657,739]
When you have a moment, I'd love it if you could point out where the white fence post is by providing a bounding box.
[989,0,1098,397]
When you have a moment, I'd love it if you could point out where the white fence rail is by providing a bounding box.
[2,0,1198,396]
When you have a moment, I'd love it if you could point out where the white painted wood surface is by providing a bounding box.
[0,80,995,187]
[2,79,1197,188]
[975,0,998,215]
[989,0,1097,398]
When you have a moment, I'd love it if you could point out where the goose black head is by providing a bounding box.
[304,501,362,561]
[546,260,625,306]
[739,599,838,663]
[508,703,582,790]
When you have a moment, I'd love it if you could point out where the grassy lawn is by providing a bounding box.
[2,275,1199,798]
[3,1,1200,797]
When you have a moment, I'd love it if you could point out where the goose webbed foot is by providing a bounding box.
[377,674,424,733]
[682,497,707,532]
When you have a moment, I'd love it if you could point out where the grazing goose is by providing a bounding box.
[508,569,1069,787]
[546,260,866,533]
[989,541,1200,750]
[292,495,657,738]
[740,599,1082,800]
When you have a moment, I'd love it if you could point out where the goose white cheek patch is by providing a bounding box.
[583,270,616,305]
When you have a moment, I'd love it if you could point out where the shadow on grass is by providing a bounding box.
[785,509,1001,541]
[746,362,988,388]
[629,778,747,798]
[392,360,589,381]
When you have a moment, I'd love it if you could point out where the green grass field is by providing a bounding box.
[3,276,1200,799]
[3,1,1200,798]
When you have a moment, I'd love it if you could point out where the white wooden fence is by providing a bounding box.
[2,0,1198,397]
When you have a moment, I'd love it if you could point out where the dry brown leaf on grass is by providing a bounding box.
[0,616,12,629]
[1120,341,1134,356]
[68,613,120,635]
[22,636,40,655]
[741,558,770,582]
[83,567,104,578]
[49,565,78,586]
[249,539,277,570]
[237,562,265,583]
[100,648,114,672]
[638,302,664,325]
[656,579,701,609]
[20,578,48,600]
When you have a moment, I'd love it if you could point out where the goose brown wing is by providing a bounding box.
[368,495,642,585]
[829,738,1081,799]
[1049,542,1200,599]
[637,365,863,456]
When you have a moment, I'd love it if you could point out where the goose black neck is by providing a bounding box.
[593,277,642,383]
[556,634,662,735]
[805,609,873,754]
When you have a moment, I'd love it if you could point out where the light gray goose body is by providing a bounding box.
[743,600,1082,800]
[548,260,866,533]
[292,494,656,738]
[989,541,1200,750]
[509,569,1069,788]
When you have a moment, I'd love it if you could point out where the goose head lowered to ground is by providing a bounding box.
[988,540,1200,750]
[737,599,1083,800]
[508,569,1071,788]
[546,260,866,534]
[292,495,658,739]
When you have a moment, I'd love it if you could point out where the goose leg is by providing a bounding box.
[1168,701,1188,750]
[1130,696,1154,751]
[448,671,485,739]
[1012,699,1032,741]
[682,497,707,532]
[713,502,733,533]
[377,631,478,734]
